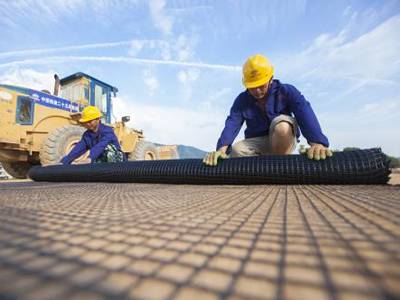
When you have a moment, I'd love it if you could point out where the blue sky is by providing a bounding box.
[0,0,399,156]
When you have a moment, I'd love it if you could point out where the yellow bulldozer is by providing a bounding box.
[0,72,179,179]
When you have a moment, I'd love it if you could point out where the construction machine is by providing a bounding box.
[0,72,178,179]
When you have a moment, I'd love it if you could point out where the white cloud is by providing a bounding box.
[0,68,55,92]
[200,87,232,110]
[174,34,196,61]
[127,40,170,58]
[0,40,134,60]
[143,69,159,96]
[0,0,140,29]
[128,40,145,57]
[177,69,199,83]
[0,0,83,27]
[177,68,200,101]
[209,87,232,101]
[278,15,400,85]
[357,100,400,121]
[160,43,172,61]
[316,97,400,156]
[326,127,400,158]
[343,5,352,18]
[149,0,173,35]
[0,55,241,72]
[113,96,225,151]
[126,34,197,63]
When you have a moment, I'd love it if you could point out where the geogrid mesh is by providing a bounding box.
[0,183,399,300]
[29,148,390,184]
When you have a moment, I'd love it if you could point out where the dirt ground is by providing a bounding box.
[0,181,399,299]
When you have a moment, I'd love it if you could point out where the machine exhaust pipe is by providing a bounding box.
[53,74,60,96]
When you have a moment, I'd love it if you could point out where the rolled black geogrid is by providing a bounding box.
[29,148,390,184]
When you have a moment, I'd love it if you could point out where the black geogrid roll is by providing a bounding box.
[29,148,390,184]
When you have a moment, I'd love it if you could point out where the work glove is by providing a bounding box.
[202,150,229,166]
[299,143,333,160]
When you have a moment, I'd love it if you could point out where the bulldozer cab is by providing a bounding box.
[59,72,118,124]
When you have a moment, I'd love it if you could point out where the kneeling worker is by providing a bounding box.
[61,106,124,164]
[203,54,332,166]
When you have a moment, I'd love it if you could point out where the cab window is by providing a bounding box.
[94,84,108,122]
[84,86,89,100]
[16,96,34,125]
[61,83,89,103]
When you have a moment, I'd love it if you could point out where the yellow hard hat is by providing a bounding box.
[242,54,274,89]
[79,106,102,123]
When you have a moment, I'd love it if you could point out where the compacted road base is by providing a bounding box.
[0,182,399,300]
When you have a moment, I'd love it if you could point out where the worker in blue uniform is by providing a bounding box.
[203,54,332,166]
[61,106,124,165]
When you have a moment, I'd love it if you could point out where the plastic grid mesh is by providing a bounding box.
[29,149,390,185]
[0,183,399,299]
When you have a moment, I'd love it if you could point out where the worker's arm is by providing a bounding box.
[216,97,245,151]
[60,138,88,165]
[203,98,244,166]
[218,145,229,155]
[284,85,332,160]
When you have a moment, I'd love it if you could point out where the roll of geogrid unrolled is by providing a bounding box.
[29,148,390,184]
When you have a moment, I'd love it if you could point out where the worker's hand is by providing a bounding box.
[300,143,333,160]
[203,150,229,166]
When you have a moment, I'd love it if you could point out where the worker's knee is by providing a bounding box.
[272,121,294,137]
[231,141,248,157]
[231,137,268,157]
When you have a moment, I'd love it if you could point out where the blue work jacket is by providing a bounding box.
[216,80,329,150]
[61,123,122,164]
